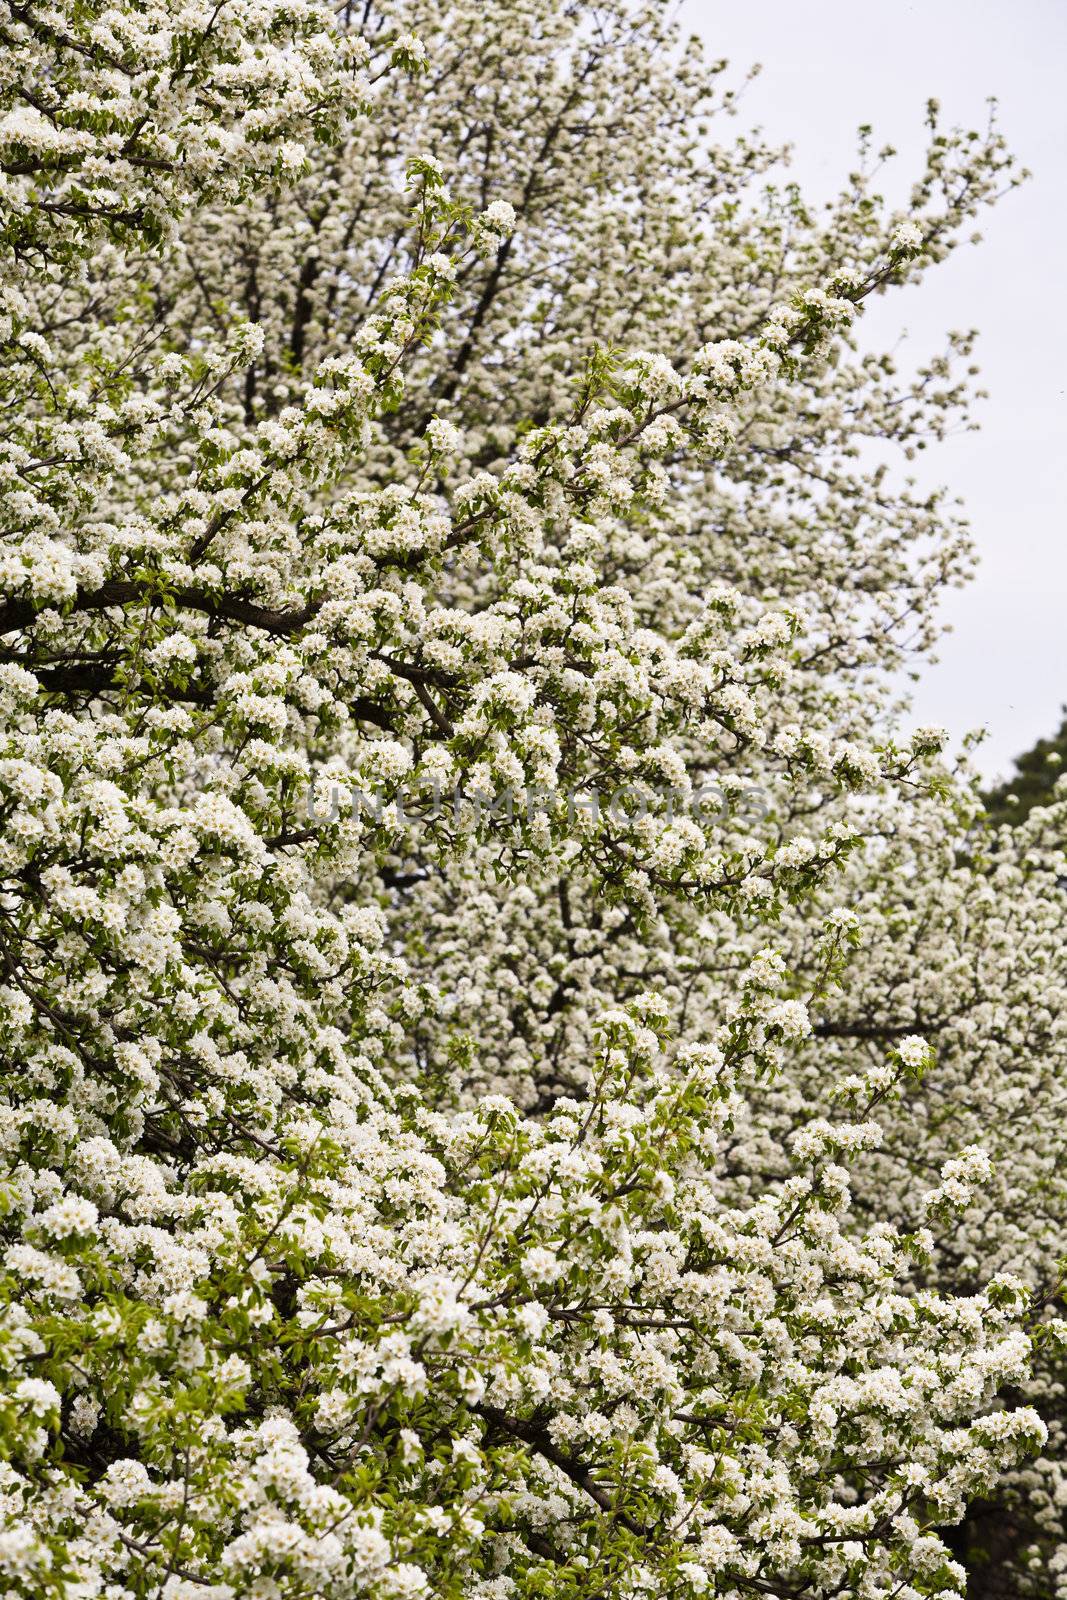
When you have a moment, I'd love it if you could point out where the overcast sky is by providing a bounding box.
[683,0,1066,780]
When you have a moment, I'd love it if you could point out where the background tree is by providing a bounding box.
[983,710,1067,827]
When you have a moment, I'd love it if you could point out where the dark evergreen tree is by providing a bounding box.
[984,709,1067,826]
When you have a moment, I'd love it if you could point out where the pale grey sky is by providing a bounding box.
[684,0,1067,780]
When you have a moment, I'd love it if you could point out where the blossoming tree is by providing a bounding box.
[0,2,1063,1598]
